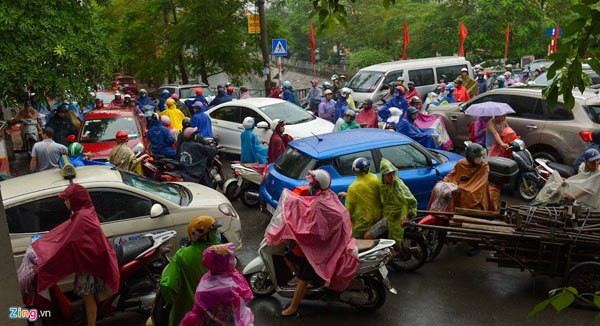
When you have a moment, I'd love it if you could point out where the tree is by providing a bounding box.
[348,48,391,70]
[0,0,114,101]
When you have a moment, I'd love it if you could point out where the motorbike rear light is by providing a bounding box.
[580,131,593,142]
[262,164,271,182]
[292,185,310,196]
[219,203,239,219]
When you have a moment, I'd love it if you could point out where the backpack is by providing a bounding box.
[469,121,476,142]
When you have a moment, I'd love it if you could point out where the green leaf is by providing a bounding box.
[587,58,600,75]
[571,5,592,18]
[550,290,575,313]
[563,18,587,38]
[528,298,552,318]
[581,0,597,5]
[595,295,600,310]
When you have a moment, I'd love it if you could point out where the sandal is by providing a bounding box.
[278,311,301,319]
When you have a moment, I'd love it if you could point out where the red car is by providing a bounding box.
[78,108,148,161]
[112,75,138,94]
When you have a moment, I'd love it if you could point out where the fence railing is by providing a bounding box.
[279,58,357,79]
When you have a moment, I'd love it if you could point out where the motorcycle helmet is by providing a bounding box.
[323,81,333,90]
[331,74,339,81]
[394,85,405,95]
[170,93,180,100]
[165,98,175,106]
[496,75,506,82]
[226,86,234,94]
[352,157,371,174]
[182,117,192,130]
[406,106,419,115]
[187,215,221,240]
[195,88,203,95]
[242,117,255,129]
[191,101,204,110]
[465,143,486,164]
[67,142,84,156]
[150,112,160,122]
[216,85,225,94]
[510,139,526,151]
[225,82,233,88]
[139,89,147,94]
[161,115,171,126]
[340,87,352,97]
[306,169,332,191]
[410,96,422,104]
[444,84,455,91]
[183,127,199,140]
[116,130,129,143]
[162,89,170,95]
[271,119,285,131]
[282,81,292,89]
[344,110,356,121]
[311,79,319,85]
[240,86,248,93]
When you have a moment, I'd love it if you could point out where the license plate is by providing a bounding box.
[379,265,388,278]
[124,84,129,87]
[266,203,276,215]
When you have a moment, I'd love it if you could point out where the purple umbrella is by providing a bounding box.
[464,101,516,117]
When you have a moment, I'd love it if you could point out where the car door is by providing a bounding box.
[88,189,174,249]
[208,105,242,153]
[376,144,438,210]
[240,107,272,144]
[537,100,579,163]
[504,94,545,147]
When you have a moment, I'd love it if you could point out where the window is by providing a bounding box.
[546,102,574,120]
[379,145,428,170]
[408,68,434,87]
[506,95,538,118]
[464,94,510,112]
[120,171,184,205]
[89,190,153,223]
[584,105,600,124]
[436,65,467,83]
[347,71,384,93]
[383,70,404,86]
[275,147,314,179]
[260,102,315,125]
[335,150,375,176]
[6,197,70,233]
[241,107,266,124]
[210,106,240,123]
[80,117,140,143]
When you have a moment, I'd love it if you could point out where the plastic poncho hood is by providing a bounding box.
[379,158,417,244]
[346,172,382,238]
[265,189,359,291]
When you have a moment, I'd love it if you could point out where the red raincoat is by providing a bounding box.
[28,183,120,304]
[356,106,379,128]
[267,131,293,164]
[265,189,359,292]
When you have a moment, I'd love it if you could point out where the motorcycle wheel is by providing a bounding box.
[246,271,276,298]
[518,176,540,201]
[354,277,386,312]
[240,185,260,208]
[387,231,428,272]
[224,180,240,201]
[27,138,37,157]
[423,229,447,262]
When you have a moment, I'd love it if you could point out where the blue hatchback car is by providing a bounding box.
[260,129,463,213]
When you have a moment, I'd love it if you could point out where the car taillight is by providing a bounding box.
[262,163,271,182]
[293,185,310,196]
[580,131,593,142]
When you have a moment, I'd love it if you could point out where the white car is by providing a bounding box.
[3,166,242,270]
[206,98,334,155]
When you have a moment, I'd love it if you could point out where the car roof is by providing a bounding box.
[1,166,123,201]
[359,56,469,72]
[475,87,600,102]
[290,129,412,159]
[160,83,208,88]
[207,97,288,111]
[83,108,136,119]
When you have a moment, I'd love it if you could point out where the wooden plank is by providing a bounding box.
[461,222,515,234]
[455,207,500,219]
[452,215,513,226]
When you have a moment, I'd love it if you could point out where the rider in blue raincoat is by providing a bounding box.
[190,101,213,138]
[396,107,440,149]
[148,113,176,158]
[378,86,408,122]
[185,88,209,109]
[136,89,156,113]
[158,89,170,112]
[240,117,267,164]
[208,85,232,108]
[281,81,299,105]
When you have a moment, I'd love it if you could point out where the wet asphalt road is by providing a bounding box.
[8,153,596,325]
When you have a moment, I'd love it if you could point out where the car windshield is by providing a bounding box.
[348,71,384,93]
[120,171,185,205]
[531,70,600,87]
[118,77,134,84]
[80,117,139,143]
[260,102,315,124]
[95,92,116,104]
[275,147,313,179]
[181,86,214,98]
[584,105,600,124]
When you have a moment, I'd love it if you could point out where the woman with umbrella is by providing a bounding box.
[464,102,516,153]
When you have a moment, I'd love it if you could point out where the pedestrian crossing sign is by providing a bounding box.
[272,39,287,57]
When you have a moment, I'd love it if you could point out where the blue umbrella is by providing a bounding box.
[464,101,516,117]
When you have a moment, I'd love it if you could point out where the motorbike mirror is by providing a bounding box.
[150,203,165,218]
[256,121,269,129]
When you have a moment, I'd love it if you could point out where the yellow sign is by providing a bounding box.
[248,14,260,34]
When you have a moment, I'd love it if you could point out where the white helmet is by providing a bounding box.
[307,169,332,190]
[340,87,352,97]
[242,117,255,129]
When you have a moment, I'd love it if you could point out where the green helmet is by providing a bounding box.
[68,142,84,156]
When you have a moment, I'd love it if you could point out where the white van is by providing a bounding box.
[348,56,474,106]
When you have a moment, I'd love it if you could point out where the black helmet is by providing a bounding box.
[465,143,486,164]
[406,106,419,115]
[182,117,192,130]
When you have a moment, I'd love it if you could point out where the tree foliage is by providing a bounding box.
[0,0,114,101]
[348,48,391,70]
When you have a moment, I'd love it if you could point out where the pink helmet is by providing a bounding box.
[161,115,171,126]
[183,127,198,140]
[170,93,180,100]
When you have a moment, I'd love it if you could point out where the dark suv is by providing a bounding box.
[428,88,600,165]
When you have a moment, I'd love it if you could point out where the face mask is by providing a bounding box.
[140,93,146,98]
[473,157,483,165]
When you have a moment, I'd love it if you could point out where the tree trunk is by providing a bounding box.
[199,55,209,85]
[170,0,188,84]
[257,0,271,96]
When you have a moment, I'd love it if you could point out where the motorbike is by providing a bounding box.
[202,137,226,191]
[509,139,544,201]
[141,155,183,182]
[46,231,176,325]
[20,118,40,156]
[223,162,265,208]
[243,238,397,312]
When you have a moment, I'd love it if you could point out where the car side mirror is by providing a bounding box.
[256,121,269,129]
[431,159,438,167]
[150,203,165,218]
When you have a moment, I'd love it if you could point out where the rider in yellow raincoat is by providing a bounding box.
[160,98,185,131]
[379,158,417,243]
[344,157,382,239]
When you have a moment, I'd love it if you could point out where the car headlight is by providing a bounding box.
[132,142,144,154]
[218,203,239,219]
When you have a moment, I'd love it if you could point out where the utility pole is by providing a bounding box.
[257,0,271,96]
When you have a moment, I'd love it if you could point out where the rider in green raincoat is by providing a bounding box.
[159,216,222,326]
[344,157,382,239]
[379,158,418,243]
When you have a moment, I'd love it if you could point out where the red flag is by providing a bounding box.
[504,23,510,58]
[402,21,409,60]
[550,24,559,54]
[310,21,316,65]
[459,22,468,57]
